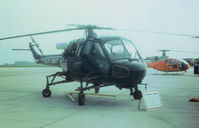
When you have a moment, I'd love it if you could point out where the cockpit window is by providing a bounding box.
[123,39,139,59]
[169,59,177,65]
[104,40,129,60]
[104,39,140,60]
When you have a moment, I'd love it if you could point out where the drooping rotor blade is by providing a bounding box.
[170,50,199,55]
[0,27,82,41]
[1,24,198,40]
[116,28,199,38]
[157,49,199,57]
[158,49,171,52]
[0,25,115,41]
[68,24,92,28]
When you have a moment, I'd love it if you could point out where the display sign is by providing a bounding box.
[142,90,162,111]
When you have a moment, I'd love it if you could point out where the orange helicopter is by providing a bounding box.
[146,50,190,72]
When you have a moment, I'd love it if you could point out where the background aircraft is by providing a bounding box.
[145,50,199,72]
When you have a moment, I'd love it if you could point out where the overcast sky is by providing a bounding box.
[0,0,199,64]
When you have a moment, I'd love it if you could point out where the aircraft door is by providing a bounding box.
[80,41,110,75]
[89,43,110,75]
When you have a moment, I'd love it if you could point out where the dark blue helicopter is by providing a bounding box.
[0,25,146,105]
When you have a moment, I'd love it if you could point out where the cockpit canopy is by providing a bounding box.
[104,38,142,60]
[64,37,142,61]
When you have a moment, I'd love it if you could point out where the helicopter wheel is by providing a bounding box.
[78,92,85,106]
[133,90,142,99]
[95,87,100,93]
[42,89,51,97]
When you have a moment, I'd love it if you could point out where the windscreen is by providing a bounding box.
[104,39,141,60]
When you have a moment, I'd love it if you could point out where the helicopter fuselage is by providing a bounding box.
[147,58,190,72]
[31,36,146,89]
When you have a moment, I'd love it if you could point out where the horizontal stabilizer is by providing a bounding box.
[12,49,30,51]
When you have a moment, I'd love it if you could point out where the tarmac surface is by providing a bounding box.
[0,67,198,128]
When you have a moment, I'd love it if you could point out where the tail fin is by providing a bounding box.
[29,43,41,63]
[30,36,43,55]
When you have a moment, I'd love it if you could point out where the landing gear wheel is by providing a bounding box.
[133,90,142,99]
[95,87,100,93]
[42,89,51,97]
[78,92,85,106]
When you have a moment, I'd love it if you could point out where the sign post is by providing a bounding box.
[138,90,162,111]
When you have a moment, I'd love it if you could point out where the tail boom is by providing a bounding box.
[29,43,62,67]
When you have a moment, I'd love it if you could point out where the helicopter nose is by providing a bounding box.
[179,61,190,71]
[111,60,146,88]
[185,63,190,72]
[112,60,146,77]
[129,62,146,83]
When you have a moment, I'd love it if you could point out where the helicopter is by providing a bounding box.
[0,25,146,105]
[146,50,190,72]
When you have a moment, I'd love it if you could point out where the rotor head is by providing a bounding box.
[158,49,170,57]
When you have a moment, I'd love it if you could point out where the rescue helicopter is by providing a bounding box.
[0,25,146,105]
[146,50,190,72]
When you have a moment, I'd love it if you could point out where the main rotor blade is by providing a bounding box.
[158,49,171,52]
[170,50,199,55]
[1,24,198,41]
[157,49,199,55]
[67,24,113,30]
[116,28,199,38]
[0,28,81,41]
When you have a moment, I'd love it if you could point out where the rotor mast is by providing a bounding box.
[85,28,97,38]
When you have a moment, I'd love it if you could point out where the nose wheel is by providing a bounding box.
[42,89,51,97]
[133,90,142,99]
[78,82,85,105]
[130,86,142,100]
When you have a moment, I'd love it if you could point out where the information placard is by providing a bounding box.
[142,90,162,111]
